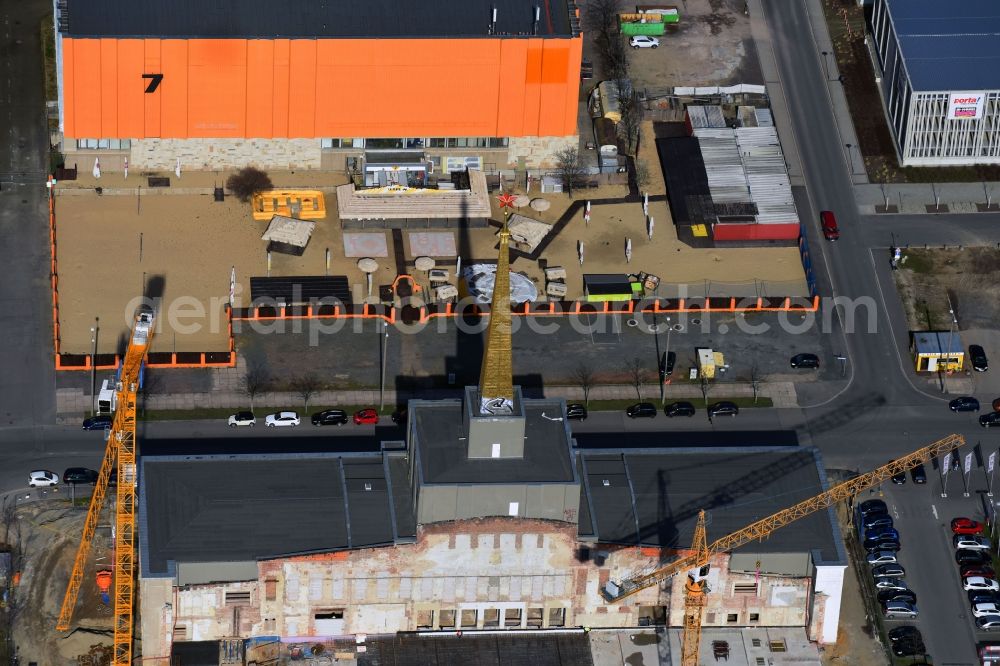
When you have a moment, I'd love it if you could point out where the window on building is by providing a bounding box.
[460,609,478,628]
[504,608,522,627]
[488,137,509,148]
[428,138,447,148]
[225,590,251,605]
[76,138,131,150]
[751,638,761,647]
[734,583,758,595]
[749,613,760,623]
[172,624,188,641]
[547,607,566,627]
[484,608,500,627]
[366,138,405,149]
[726,613,738,623]
[527,608,544,628]
[704,612,716,624]
[416,609,434,629]
[264,579,277,601]
[769,640,787,652]
[439,609,456,628]
[406,138,425,149]
[756,659,766,666]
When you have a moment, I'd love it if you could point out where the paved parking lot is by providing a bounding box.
[857,462,1000,664]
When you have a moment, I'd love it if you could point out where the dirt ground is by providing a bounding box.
[10,497,114,665]
[621,0,762,93]
[892,248,1000,331]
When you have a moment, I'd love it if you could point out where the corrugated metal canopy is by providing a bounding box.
[887,0,1000,91]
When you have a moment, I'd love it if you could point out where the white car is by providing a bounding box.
[874,577,907,591]
[29,470,59,487]
[974,602,1000,618]
[629,35,659,49]
[866,550,898,566]
[265,411,300,427]
[964,576,1000,592]
[955,535,992,550]
[227,411,257,427]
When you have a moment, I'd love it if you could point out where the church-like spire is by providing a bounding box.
[478,193,516,414]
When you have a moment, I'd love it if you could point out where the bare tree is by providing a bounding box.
[634,159,651,192]
[626,357,646,401]
[572,362,596,406]
[618,93,642,155]
[582,0,625,47]
[225,167,272,202]
[292,374,323,412]
[554,147,585,198]
[700,374,712,420]
[242,362,271,412]
[749,361,761,405]
[605,38,630,82]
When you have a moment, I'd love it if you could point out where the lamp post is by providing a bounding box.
[820,51,830,80]
[90,318,99,415]
[844,143,855,174]
[662,316,672,405]
[942,295,958,394]
[379,320,390,412]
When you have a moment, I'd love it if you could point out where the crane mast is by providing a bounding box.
[57,308,154,666]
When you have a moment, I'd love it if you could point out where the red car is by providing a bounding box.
[820,211,840,240]
[952,517,984,535]
[353,408,379,425]
[962,565,997,579]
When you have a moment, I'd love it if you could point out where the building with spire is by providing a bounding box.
[136,199,843,662]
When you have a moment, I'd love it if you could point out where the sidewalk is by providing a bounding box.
[854,182,1000,215]
[55,379,799,416]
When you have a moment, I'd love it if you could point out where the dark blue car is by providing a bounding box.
[82,415,112,430]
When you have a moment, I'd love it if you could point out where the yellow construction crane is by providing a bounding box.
[601,433,965,665]
[57,307,154,666]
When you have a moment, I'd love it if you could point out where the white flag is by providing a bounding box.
[175,158,182,179]
[943,452,952,476]
[647,216,655,241]
[989,451,996,474]
[92,157,101,179]
[625,237,632,264]
[229,266,236,305]
[643,192,649,216]
[965,452,973,474]
[123,157,128,180]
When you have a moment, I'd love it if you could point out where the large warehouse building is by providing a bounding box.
[53,0,583,173]
[868,0,1000,166]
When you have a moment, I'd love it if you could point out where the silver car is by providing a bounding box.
[867,550,898,566]
[883,601,918,619]
[874,577,908,591]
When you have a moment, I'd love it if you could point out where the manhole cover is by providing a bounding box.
[672,324,685,332]
[626,319,639,327]
[647,324,664,333]
[690,318,701,325]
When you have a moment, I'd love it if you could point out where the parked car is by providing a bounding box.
[882,601,917,619]
[962,565,996,579]
[264,411,300,427]
[708,401,739,418]
[890,464,906,485]
[626,402,657,419]
[950,396,981,412]
[873,563,906,579]
[391,408,408,425]
[873,577,908,591]
[977,616,1000,631]
[955,535,992,550]
[957,549,991,566]
[963,576,1000,592]
[970,344,989,372]
[864,537,901,552]
[952,517,984,535]
[891,637,926,658]
[910,464,927,484]
[63,467,99,485]
[227,411,256,427]
[28,470,59,488]
[663,351,676,376]
[580,59,593,80]
[887,625,921,643]
[973,602,1000,618]
[311,409,348,426]
[969,590,1000,605]
[980,412,1000,428]
[878,589,917,605]
[867,550,898,566]
[354,408,379,425]
[82,414,112,430]
[664,401,696,418]
[790,353,819,369]
[864,526,899,541]
[820,210,840,240]
[859,513,893,531]
[858,499,887,518]
[629,35,659,48]
[565,403,588,421]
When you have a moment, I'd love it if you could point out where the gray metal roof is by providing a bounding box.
[140,452,411,576]
[579,447,844,565]
[886,0,1000,91]
[62,0,575,39]
[411,399,576,485]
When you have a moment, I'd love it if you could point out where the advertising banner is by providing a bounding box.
[948,92,985,120]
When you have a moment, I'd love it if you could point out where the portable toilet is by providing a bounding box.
[97,379,116,414]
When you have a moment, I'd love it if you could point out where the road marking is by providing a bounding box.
[931,504,938,520]
[893,505,899,519]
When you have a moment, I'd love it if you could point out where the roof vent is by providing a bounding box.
[602,479,611,487]
[364,482,372,491]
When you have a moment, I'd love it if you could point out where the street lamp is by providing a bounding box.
[942,299,958,394]
[844,143,855,174]
[90,318,99,415]
[379,320,390,412]
[662,316,672,405]
[820,51,829,80]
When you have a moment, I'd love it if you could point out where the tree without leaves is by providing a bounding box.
[634,159,651,192]
[292,374,324,412]
[605,37,630,82]
[581,0,625,47]
[618,92,642,156]
[572,362,596,407]
[749,362,762,405]
[626,357,646,401]
[225,167,273,203]
[242,362,271,412]
[554,147,585,198]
